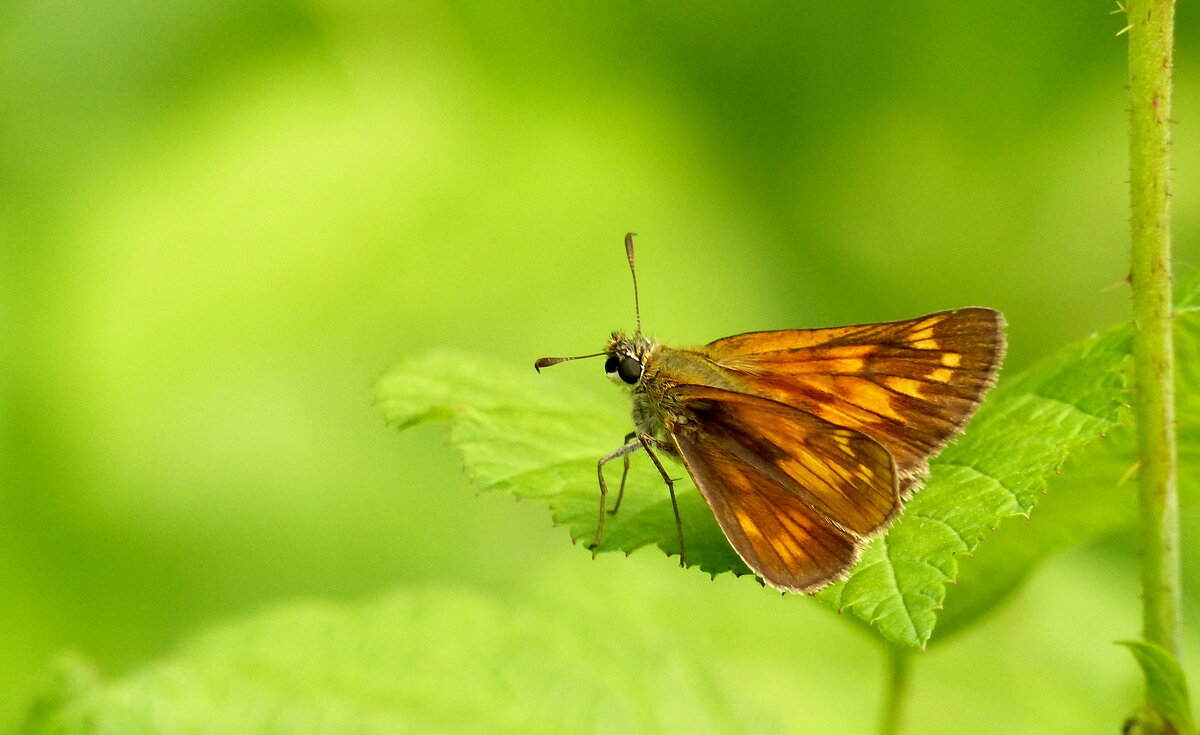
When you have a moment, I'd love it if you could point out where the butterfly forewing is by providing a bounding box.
[701,307,1004,482]
[668,385,899,591]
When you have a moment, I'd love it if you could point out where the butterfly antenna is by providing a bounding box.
[625,232,642,335]
[534,352,605,372]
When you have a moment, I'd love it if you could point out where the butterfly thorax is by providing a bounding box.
[605,332,747,450]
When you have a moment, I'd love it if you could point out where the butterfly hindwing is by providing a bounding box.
[667,384,899,591]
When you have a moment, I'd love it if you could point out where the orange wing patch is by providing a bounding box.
[667,385,899,591]
[700,308,1004,486]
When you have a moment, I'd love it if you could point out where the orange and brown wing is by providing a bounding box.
[701,308,1004,486]
[667,384,899,592]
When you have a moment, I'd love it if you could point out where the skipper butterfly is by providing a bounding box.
[536,234,1004,592]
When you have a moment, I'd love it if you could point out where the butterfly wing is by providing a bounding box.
[666,384,899,592]
[700,307,1004,489]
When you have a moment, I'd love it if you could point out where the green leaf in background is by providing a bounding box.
[377,314,1130,647]
[1117,640,1196,735]
[15,589,757,735]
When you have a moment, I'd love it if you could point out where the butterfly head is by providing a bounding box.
[604,332,651,386]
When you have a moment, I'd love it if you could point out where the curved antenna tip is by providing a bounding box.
[534,353,604,372]
[623,233,642,334]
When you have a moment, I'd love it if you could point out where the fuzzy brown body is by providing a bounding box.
[623,340,747,453]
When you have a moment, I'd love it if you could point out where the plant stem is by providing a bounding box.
[1127,0,1181,728]
[879,644,910,735]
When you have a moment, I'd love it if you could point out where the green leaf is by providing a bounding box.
[16,589,758,734]
[926,275,1200,644]
[1117,640,1196,735]
[930,415,1136,643]
[378,321,1128,647]
[817,324,1128,645]
[376,352,750,578]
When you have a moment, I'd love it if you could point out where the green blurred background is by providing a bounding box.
[3,0,1199,731]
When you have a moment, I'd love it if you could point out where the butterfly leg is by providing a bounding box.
[636,433,686,568]
[610,431,637,516]
[592,436,642,551]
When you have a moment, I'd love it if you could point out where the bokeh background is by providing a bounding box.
[3,0,1200,732]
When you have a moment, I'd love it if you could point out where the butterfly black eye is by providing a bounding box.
[616,356,642,384]
[604,356,619,376]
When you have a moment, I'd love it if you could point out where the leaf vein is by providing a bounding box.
[1025,390,1117,424]
[880,534,919,642]
[906,511,972,550]
[933,460,1024,510]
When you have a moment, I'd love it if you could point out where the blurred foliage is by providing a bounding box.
[2,0,1200,732]
[1119,639,1196,735]
[18,586,871,735]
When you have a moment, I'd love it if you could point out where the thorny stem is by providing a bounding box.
[1126,0,1181,731]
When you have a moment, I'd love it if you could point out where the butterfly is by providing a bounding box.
[535,234,1005,592]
